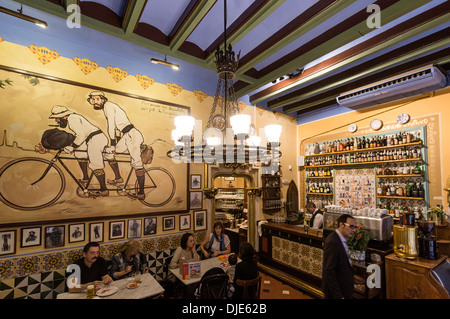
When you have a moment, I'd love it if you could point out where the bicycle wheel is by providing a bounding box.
[137,167,175,207]
[0,157,66,211]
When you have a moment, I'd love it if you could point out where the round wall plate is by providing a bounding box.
[396,113,410,124]
[370,119,383,131]
[348,123,357,133]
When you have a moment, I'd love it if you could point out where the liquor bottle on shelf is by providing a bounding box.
[411,182,419,198]
[418,182,425,198]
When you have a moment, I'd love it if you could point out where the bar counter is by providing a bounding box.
[258,222,325,298]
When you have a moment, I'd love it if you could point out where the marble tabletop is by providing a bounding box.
[57,273,165,299]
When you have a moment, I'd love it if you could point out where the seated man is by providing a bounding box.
[68,242,113,293]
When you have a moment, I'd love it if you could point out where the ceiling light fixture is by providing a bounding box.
[167,0,282,171]
[0,4,47,28]
[151,55,179,70]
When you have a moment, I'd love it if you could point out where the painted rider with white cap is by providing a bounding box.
[87,91,146,200]
[49,105,109,197]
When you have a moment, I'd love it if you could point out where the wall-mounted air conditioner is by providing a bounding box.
[336,65,448,109]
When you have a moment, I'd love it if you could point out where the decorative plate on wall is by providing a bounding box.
[396,113,410,124]
[348,123,357,133]
[370,119,383,131]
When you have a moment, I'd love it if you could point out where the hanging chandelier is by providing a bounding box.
[167,0,282,171]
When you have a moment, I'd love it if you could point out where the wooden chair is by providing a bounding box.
[235,275,261,299]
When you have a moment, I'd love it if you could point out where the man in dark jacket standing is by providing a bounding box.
[322,214,357,299]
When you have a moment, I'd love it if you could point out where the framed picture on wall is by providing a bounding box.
[144,217,157,235]
[110,221,125,240]
[180,214,191,230]
[163,216,175,231]
[128,219,142,238]
[68,223,85,243]
[189,191,203,209]
[21,227,41,248]
[190,174,201,189]
[0,230,16,256]
[89,222,104,242]
[44,226,65,249]
[194,210,207,231]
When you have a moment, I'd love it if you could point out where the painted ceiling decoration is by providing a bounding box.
[11,0,450,120]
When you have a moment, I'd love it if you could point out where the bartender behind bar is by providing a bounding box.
[306,202,323,229]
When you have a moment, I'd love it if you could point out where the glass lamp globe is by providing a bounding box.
[230,114,251,136]
[174,115,195,137]
[264,124,282,143]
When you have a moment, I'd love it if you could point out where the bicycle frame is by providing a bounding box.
[32,149,139,193]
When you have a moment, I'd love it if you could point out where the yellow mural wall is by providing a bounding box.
[0,38,298,257]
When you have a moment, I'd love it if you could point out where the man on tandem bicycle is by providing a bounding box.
[49,105,109,197]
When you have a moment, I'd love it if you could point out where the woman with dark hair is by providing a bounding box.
[232,242,258,299]
[169,232,199,269]
[200,221,231,259]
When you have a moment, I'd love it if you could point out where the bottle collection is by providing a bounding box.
[377,180,425,198]
[306,167,333,177]
[306,181,333,194]
[376,162,423,175]
[380,202,424,219]
[303,128,428,220]
[305,146,422,166]
[305,130,422,156]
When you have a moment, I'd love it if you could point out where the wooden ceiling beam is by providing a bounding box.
[123,0,146,34]
[266,13,450,110]
[169,0,216,52]
[236,0,413,99]
[246,0,445,105]
[285,46,450,115]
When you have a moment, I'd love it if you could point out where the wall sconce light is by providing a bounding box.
[151,55,179,70]
[0,4,47,28]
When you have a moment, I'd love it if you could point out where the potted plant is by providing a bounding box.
[427,205,446,225]
[347,224,370,262]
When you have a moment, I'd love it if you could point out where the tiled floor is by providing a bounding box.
[259,272,315,299]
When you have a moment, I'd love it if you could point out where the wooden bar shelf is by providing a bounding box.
[306,192,333,196]
[305,141,423,158]
[376,195,423,200]
[376,174,422,178]
[306,158,422,168]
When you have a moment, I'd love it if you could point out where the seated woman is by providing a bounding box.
[200,221,231,259]
[109,240,143,280]
[169,232,200,270]
[233,242,258,299]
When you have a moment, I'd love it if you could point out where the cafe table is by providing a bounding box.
[169,256,229,286]
[57,273,165,299]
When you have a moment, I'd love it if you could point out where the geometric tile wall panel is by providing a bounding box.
[271,236,323,278]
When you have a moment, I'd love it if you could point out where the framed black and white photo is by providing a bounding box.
[44,226,65,248]
[128,219,142,238]
[89,222,104,242]
[189,191,203,209]
[68,223,85,243]
[194,210,207,231]
[0,230,16,256]
[109,221,125,240]
[21,227,41,248]
[163,216,175,231]
[144,217,157,235]
[190,174,201,189]
[180,214,191,230]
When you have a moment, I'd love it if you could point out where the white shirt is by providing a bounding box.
[311,209,323,229]
[336,229,352,266]
[102,101,132,139]
[67,114,100,147]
